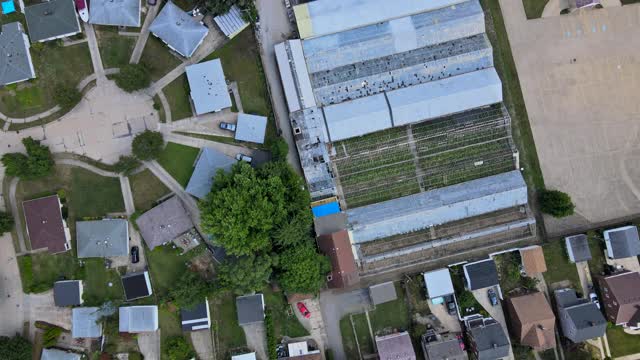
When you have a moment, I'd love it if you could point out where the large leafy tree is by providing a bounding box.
[115,64,151,92]
[0,334,32,360]
[275,242,331,294]
[0,211,13,235]
[1,137,54,179]
[217,254,272,295]
[539,189,575,218]
[198,0,254,16]
[132,130,164,161]
[169,270,215,309]
[114,155,141,175]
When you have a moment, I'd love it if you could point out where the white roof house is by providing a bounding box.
[231,354,257,360]
[235,113,268,144]
[89,0,140,27]
[323,93,392,142]
[119,306,159,333]
[149,1,209,58]
[423,268,455,300]
[72,307,103,338]
[185,59,232,115]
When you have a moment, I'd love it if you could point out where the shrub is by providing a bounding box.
[53,84,82,109]
[0,211,14,234]
[132,131,164,161]
[115,64,151,92]
[114,155,141,175]
[42,326,63,348]
[0,334,32,360]
[265,311,277,360]
[163,336,195,360]
[268,137,289,162]
[539,189,575,218]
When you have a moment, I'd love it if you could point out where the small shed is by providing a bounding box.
[1,1,15,14]
[121,271,153,301]
[236,294,265,325]
[235,113,267,144]
[520,245,547,275]
[72,307,103,338]
[423,268,454,302]
[53,280,83,307]
[369,281,397,305]
[214,5,249,38]
[119,306,159,333]
[565,234,591,263]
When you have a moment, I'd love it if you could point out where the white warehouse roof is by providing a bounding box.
[323,93,392,142]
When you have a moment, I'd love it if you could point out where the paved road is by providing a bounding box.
[0,232,25,336]
[83,23,105,83]
[319,289,371,360]
[130,4,161,64]
[243,323,267,360]
[254,0,302,175]
[472,286,515,360]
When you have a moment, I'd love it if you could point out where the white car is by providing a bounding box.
[589,292,600,309]
[236,153,253,163]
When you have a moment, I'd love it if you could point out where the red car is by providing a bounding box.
[296,302,311,318]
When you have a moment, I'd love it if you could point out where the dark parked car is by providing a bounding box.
[445,295,457,315]
[219,122,236,132]
[488,288,498,306]
[131,246,139,264]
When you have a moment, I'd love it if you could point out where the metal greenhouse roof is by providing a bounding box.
[185,59,232,115]
[213,5,248,38]
[323,93,392,141]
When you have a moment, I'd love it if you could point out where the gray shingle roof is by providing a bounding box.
[0,22,35,86]
[236,294,265,325]
[375,332,416,360]
[369,281,397,305]
[119,306,159,332]
[214,5,248,38]
[565,234,591,263]
[185,148,236,199]
[76,219,129,258]
[185,59,232,114]
[422,334,467,360]
[25,0,80,42]
[54,280,82,306]
[605,226,640,259]
[235,113,267,144]
[89,0,140,27]
[464,259,499,291]
[149,1,208,57]
[469,321,510,360]
[72,307,103,338]
[41,348,82,360]
[181,301,211,331]
[555,289,607,342]
[136,196,195,249]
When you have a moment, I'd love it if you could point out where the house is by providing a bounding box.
[76,219,129,258]
[185,148,236,199]
[236,294,265,326]
[375,331,416,360]
[597,271,640,328]
[41,348,82,360]
[421,330,467,360]
[506,292,556,350]
[213,5,249,39]
[463,259,499,291]
[71,307,103,338]
[24,0,80,43]
[89,0,140,27]
[554,288,606,343]
[149,1,208,58]
[423,268,455,303]
[604,226,640,259]
[465,317,510,360]
[23,195,71,254]
[232,354,257,360]
[119,306,159,333]
[53,280,83,307]
[136,196,196,250]
[235,113,268,144]
[181,300,211,331]
[369,281,397,305]
[313,212,347,237]
[0,22,35,85]
[286,340,322,359]
[121,271,153,301]
[185,59,232,115]
[565,234,592,263]
[316,230,359,288]
[520,245,547,275]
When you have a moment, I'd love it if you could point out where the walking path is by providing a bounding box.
[83,23,105,83]
[229,81,243,113]
[157,90,172,123]
[130,3,161,64]
[62,38,88,47]
[145,160,201,226]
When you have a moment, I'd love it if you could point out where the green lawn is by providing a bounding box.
[587,232,607,276]
[17,252,82,293]
[153,95,167,123]
[159,305,183,340]
[145,244,204,298]
[607,326,640,357]
[522,0,550,19]
[369,283,410,333]
[81,260,125,305]
[163,75,193,121]
[263,288,309,340]
[157,142,200,187]
[141,36,182,81]
[129,169,170,212]
[212,294,248,358]
[71,167,125,218]
[542,240,580,289]
[97,31,136,68]
[340,314,375,357]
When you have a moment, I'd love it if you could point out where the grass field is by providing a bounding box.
[82,259,125,305]
[71,168,125,217]
[145,244,204,298]
[129,169,170,212]
[542,240,581,289]
[141,36,182,81]
[607,325,640,357]
[263,288,309,340]
[212,293,248,358]
[157,142,200,187]
[163,74,193,121]
[522,0,550,19]
[97,31,136,68]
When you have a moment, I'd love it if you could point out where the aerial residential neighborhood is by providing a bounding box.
[0,0,639,359]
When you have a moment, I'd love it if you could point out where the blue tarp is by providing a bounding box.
[2,1,15,14]
[312,201,340,218]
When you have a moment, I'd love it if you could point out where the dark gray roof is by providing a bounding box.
[565,234,591,263]
[89,0,140,26]
[0,22,36,85]
[422,334,467,360]
[313,212,347,236]
[54,280,82,306]
[236,294,265,325]
[555,289,606,342]
[25,0,80,42]
[121,271,152,301]
[136,196,195,249]
[213,5,248,38]
[464,259,499,290]
[181,301,211,331]
[185,59,232,114]
[369,281,397,305]
[185,148,236,199]
[149,1,208,57]
[605,226,640,259]
[235,113,268,144]
[76,219,129,258]
[469,322,510,360]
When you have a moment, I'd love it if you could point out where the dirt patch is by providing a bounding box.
[189,252,216,280]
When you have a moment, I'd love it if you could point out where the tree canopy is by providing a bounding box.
[132,130,164,161]
[0,334,32,360]
[169,270,215,309]
[199,0,255,17]
[1,137,54,179]
[217,254,272,295]
[275,242,330,294]
[0,211,13,235]
[539,189,575,218]
[164,336,196,360]
[114,155,141,175]
[115,64,151,92]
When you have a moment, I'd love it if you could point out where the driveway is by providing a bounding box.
[606,256,640,273]
[138,329,161,360]
[190,329,215,360]
[292,297,328,358]
[319,289,371,360]
[427,299,461,333]
[24,291,72,338]
[242,323,267,360]
[472,286,515,360]
[0,233,25,336]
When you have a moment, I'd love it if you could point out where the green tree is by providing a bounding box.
[0,211,13,234]
[42,326,62,348]
[268,137,289,162]
[132,130,164,161]
[198,0,255,17]
[1,137,54,179]
[163,336,196,360]
[169,270,215,309]
[217,254,272,295]
[53,84,81,109]
[114,155,141,175]
[115,64,151,92]
[0,334,32,360]
[275,242,330,294]
[539,189,575,218]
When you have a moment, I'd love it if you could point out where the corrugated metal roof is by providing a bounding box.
[323,93,392,141]
[387,67,503,126]
[24,0,80,42]
[0,22,35,85]
[72,307,103,338]
[289,40,316,109]
[186,148,236,199]
[89,0,140,27]
[235,113,267,144]
[213,5,248,38]
[149,1,208,57]
[274,42,301,113]
[346,170,527,243]
[185,59,232,115]
[119,306,159,333]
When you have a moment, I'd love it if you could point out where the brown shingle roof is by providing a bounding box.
[520,245,547,274]
[317,230,359,288]
[602,272,640,324]
[23,195,69,254]
[507,292,556,350]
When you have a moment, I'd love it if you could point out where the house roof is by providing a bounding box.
[313,212,347,237]
[89,0,140,27]
[369,282,397,305]
[185,59,232,114]
[213,5,248,38]
[554,289,606,342]
[322,93,392,142]
[185,148,236,199]
[71,307,103,338]
[121,271,153,301]
[236,294,265,325]
[23,195,68,254]
[24,0,80,42]
[41,348,82,360]
[53,280,82,306]
[422,333,467,360]
[507,292,556,350]
[317,230,359,288]
[601,271,640,324]
[136,196,195,249]
[375,332,416,360]
[468,321,510,360]
[235,113,268,144]
[149,1,208,57]
[604,226,640,259]
[565,234,591,263]
[181,301,211,331]
[520,245,547,274]
[423,268,455,299]
[231,354,257,360]
[463,259,499,291]
[76,219,129,258]
[0,22,35,85]
[119,306,159,332]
